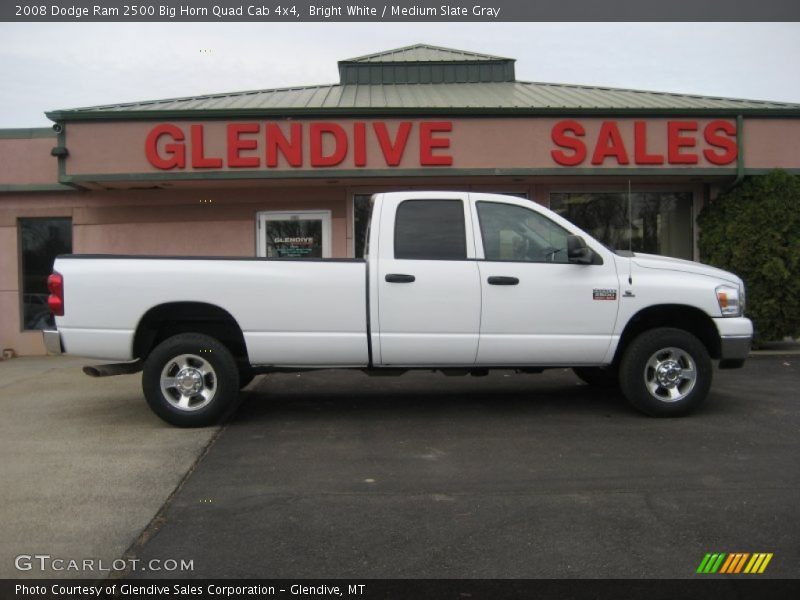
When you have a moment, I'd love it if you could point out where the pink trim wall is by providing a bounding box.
[0,137,59,185]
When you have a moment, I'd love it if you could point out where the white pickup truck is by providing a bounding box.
[43,191,752,426]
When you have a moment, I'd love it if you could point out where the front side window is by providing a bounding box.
[477,202,570,263]
[20,217,72,330]
[394,200,466,260]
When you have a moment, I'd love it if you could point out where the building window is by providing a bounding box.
[394,199,466,260]
[549,192,693,259]
[353,194,372,258]
[19,218,72,331]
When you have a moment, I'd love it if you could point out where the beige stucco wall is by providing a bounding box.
[0,137,59,186]
[743,119,800,169]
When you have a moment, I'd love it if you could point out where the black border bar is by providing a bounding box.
[3,0,800,22]
[4,579,800,600]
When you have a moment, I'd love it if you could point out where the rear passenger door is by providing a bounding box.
[375,194,481,366]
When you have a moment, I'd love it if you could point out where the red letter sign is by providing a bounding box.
[265,123,302,167]
[703,120,737,165]
[591,121,630,165]
[420,122,453,166]
[667,121,699,164]
[633,121,664,164]
[145,124,186,170]
[227,123,260,168]
[374,122,412,166]
[191,124,223,169]
[310,123,348,167]
[551,120,586,166]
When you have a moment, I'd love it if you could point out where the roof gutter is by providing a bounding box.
[44,107,800,123]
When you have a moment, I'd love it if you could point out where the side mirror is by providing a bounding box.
[567,235,593,264]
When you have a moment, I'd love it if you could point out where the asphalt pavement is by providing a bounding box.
[125,356,800,579]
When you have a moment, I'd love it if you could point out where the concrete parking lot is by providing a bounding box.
[0,356,218,579]
[1,354,798,579]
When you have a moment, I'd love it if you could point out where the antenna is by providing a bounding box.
[627,179,633,284]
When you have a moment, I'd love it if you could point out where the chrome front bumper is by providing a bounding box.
[43,329,63,354]
[714,317,752,369]
[720,335,752,361]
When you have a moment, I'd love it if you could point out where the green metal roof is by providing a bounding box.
[342,43,511,63]
[338,44,515,84]
[46,44,800,121]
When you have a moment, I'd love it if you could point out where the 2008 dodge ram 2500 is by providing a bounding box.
[43,191,752,426]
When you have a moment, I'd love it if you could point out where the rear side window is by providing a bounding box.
[394,200,467,260]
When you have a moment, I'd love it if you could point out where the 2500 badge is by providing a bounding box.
[593,289,617,301]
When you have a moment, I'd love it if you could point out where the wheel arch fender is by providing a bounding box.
[613,304,721,364]
[132,301,248,363]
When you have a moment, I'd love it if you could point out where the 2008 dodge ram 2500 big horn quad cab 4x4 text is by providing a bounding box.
[43,191,752,426]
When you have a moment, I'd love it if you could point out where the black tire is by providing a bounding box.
[142,333,240,427]
[619,327,712,417]
[573,366,618,388]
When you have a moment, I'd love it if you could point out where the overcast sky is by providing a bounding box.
[1,22,799,128]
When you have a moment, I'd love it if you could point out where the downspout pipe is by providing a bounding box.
[725,114,745,192]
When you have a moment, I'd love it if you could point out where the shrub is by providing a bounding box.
[697,169,800,343]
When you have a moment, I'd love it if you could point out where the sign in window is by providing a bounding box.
[257,211,331,258]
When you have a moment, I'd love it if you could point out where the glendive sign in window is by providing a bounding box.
[20,218,72,331]
[257,211,331,258]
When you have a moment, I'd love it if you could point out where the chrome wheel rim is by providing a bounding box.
[160,354,217,411]
[644,347,697,403]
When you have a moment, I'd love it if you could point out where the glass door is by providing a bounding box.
[257,210,332,258]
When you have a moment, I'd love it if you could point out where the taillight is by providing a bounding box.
[47,272,64,316]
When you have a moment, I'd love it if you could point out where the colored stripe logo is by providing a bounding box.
[696,553,773,574]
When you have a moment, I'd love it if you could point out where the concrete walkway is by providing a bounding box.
[0,356,218,578]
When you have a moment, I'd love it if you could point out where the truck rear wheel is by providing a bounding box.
[142,333,240,427]
[619,327,712,417]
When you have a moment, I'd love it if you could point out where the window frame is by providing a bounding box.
[392,198,469,261]
[18,216,73,332]
[472,199,575,265]
[547,189,695,260]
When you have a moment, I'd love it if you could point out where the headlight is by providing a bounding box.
[716,285,742,317]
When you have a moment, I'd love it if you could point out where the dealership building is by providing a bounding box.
[2,43,800,355]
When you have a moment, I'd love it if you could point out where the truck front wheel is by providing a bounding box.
[619,327,712,417]
[142,333,240,427]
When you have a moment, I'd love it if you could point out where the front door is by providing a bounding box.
[470,195,620,365]
[257,210,332,258]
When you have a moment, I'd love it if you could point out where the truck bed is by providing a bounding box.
[54,256,369,367]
